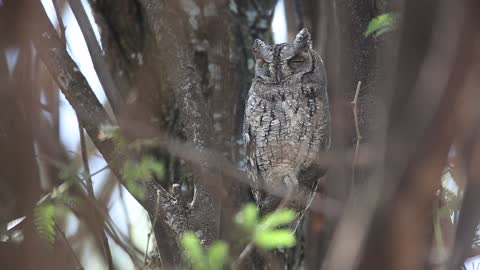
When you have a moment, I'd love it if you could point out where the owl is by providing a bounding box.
[243,28,331,216]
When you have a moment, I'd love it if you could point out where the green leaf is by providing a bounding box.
[181,231,206,270]
[122,156,164,200]
[235,203,258,232]
[258,208,296,230]
[129,138,161,152]
[255,229,296,250]
[34,203,56,244]
[98,125,128,149]
[365,13,397,37]
[122,156,164,182]
[207,241,229,270]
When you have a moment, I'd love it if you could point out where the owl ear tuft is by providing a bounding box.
[294,28,312,50]
[252,39,268,59]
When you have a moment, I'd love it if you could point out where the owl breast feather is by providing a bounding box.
[245,81,329,186]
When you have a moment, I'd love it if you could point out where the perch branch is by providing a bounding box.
[351,81,362,188]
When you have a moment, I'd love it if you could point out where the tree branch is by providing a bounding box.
[31,1,189,242]
[351,81,362,188]
[78,120,113,270]
[67,0,125,116]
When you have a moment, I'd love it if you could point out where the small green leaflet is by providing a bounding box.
[34,203,56,244]
[258,208,296,230]
[255,229,296,249]
[182,232,207,270]
[181,232,229,270]
[207,241,229,270]
[365,13,397,37]
[235,203,297,250]
[235,203,258,232]
[122,156,164,200]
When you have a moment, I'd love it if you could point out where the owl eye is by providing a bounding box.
[256,60,271,77]
[288,56,305,69]
[258,59,268,68]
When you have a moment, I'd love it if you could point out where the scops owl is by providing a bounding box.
[243,28,331,215]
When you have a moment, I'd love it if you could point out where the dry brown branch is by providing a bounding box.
[356,1,480,270]
[52,0,66,45]
[31,1,190,246]
[54,223,84,270]
[67,0,125,116]
[447,36,480,270]
[33,1,116,168]
[78,121,113,270]
[144,189,163,268]
[351,81,362,188]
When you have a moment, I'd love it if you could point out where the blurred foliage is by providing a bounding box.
[181,231,229,270]
[98,124,128,149]
[235,203,297,250]
[122,156,165,200]
[179,204,297,269]
[99,125,165,200]
[365,13,397,37]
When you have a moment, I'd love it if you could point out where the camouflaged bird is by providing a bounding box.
[243,28,331,215]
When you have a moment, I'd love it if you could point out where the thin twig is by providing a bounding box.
[351,81,362,189]
[35,153,109,205]
[67,0,124,116]
[78,121,114,270]
[232,242,255,270]
[144,189,164,268]
[118,184,133,239]
[55,223,84,270]
[66,200,144,267]
[52,0,66,45]
[293,179,321,233]
[79,121,95,196]
[233,176,297,269]
[51,0,64,139]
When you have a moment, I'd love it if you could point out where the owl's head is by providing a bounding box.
[252,28,314,84]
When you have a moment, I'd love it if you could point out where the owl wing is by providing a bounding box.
[297,81,331,189]
[243,96,263,203]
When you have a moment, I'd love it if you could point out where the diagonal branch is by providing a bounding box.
[31,0,188,237]
[33,1,115,168]
[78,120,114,270]
[67,0,125,116]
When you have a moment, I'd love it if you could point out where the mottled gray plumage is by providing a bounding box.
[243,28,331,214]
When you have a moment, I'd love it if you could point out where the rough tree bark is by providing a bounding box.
[5,0,480,269]
[87,0,280,267]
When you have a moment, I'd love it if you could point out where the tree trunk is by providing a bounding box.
[89,0,279,267]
